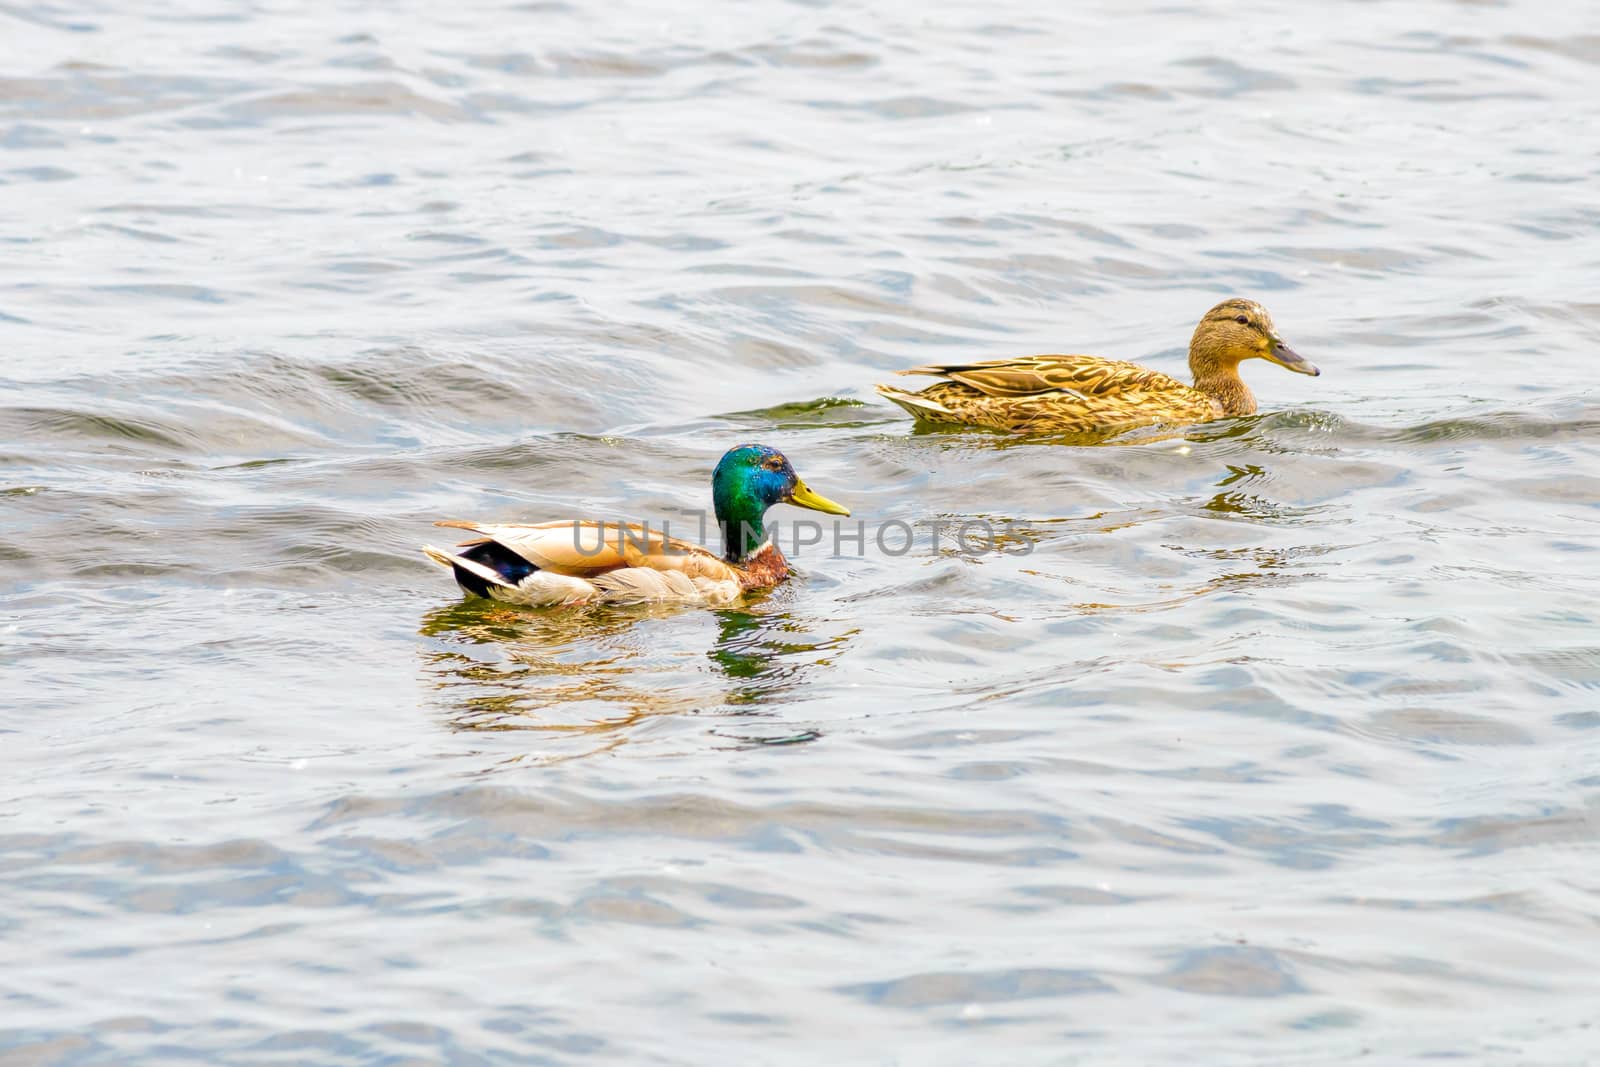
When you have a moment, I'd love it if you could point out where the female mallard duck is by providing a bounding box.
[875,298,1319,434]
[422,444,849,607]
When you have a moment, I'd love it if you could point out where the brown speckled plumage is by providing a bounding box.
[876,298,1320,435]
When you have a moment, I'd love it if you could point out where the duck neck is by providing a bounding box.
[713,485,771,563]
[1189,351,1257,416]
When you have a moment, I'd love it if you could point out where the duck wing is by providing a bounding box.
[897,354,1189,400]
[436,519,738,580]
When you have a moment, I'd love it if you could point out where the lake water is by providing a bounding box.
[4,0,1599,1062]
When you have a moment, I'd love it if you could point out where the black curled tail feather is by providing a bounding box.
[453,541,538,597]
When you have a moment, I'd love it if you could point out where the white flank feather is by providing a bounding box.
[490,571,600,607]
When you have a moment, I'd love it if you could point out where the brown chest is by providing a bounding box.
[1192,372,1257,416]
[736,543,790,590]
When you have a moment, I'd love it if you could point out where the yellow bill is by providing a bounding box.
[789,478,850,516]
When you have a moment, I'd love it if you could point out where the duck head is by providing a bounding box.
[1190,298,1319,378]
[711,444,849,562]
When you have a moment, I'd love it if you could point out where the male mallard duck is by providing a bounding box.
[422,444,849,607]
[875,298,1319,434]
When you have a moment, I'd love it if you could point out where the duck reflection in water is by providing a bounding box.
[417,594,853,752]
[709,603,855,704]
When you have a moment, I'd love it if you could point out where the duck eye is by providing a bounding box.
[1234,314,1250,326]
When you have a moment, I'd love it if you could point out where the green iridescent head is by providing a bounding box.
[710,443,849,562]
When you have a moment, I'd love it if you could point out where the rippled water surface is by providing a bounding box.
[5,0,1600,1062]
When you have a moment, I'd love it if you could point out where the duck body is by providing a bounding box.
[424,519,771,608]
[876,354,1223,434]
[876,298,1319,435]
[422,444,847,608]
